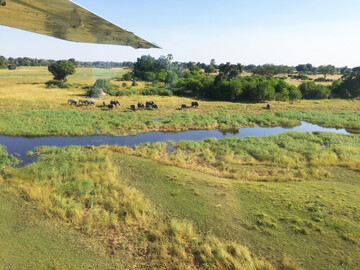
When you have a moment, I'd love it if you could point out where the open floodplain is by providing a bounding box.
[0,67,360,269]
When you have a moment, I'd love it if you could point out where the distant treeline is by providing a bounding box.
[2,54,359,101]
[0,55,353,75]
[0,56,134,69]
[124,55,359,102]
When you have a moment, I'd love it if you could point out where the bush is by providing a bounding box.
[251,80,276,101]
[88,87,103,98]
[299,82,331,99]
[314,78,333,82]
[290,74,311,80]
[45,80,70,89]
[288,85,302,101]
[92,79,111,93]
[122,72,133,81]
[88,79,113,97]
[8,64,17,70]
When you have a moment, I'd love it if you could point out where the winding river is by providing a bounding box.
[0,122,357,166]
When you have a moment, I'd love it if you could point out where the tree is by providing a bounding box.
[338,67,360,98]
[68,58,76,66]
[340,66,350,75]
[167,71,179,87]
[244,64,257,73]
[299,82,330,99]
[204,64,216,74]
[0,56,8,69]
[156,55,171,70]
[251,81,276,101]
[317,65,336,80]
[215,62,243,82]
[295,63,315,74]
[167,54,173,61]
[48,60,76,81]
[252,64,280,78]
[288,85,302,101]
[133,55,174,82]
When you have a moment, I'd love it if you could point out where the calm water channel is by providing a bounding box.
[0,122,356,166]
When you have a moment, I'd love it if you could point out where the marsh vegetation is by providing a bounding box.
[0,64,359,269]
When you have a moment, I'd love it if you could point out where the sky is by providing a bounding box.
[1,0,360,67]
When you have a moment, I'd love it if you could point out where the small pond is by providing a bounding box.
[0,122,357,167]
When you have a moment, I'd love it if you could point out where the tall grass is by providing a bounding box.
[1,109,360,137]
[9,146,153,231]
[0,145,18,175]
[132,132,360,181]
[3,145,272,269]
[276,111,360,129]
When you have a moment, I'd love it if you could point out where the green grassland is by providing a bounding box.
[0,67,360,136]
[0,184,130,269]
[111,132,360,269]
[1,132,360,269]
[1,145,273,270]
[113,153,360,270]
[1,67,360,269]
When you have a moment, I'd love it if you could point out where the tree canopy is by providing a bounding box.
[133,55,178,84]
[295,63,316,74]
[214,62,243,82]
[252,64,294,78]
[332,67,360,98]
[48,60,76,81]
[316,65,336,79]
[0,56,9,69]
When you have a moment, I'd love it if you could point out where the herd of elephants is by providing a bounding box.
[67,99,200,111]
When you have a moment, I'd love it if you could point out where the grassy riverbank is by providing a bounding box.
[1,130,360,269]
[0,109,359,137]
[128,132,360,181]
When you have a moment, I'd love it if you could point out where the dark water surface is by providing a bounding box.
[0,122,356,166]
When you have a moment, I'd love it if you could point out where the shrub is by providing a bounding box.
[299,82,330,99]
[92,79,111,93]
[288,85,302,101]
[0,146,18,171]
[88,79,112,97]
[8,63,17,70]
[290,74,311,80]
[251,81,276,101]
[88,87,103,98]
[314,78,333,82]
[45,79,69,88]
[122,72,133,81]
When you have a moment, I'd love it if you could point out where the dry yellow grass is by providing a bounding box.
[0,67,359,127]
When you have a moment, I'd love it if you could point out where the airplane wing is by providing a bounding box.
[0,0,160,49]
